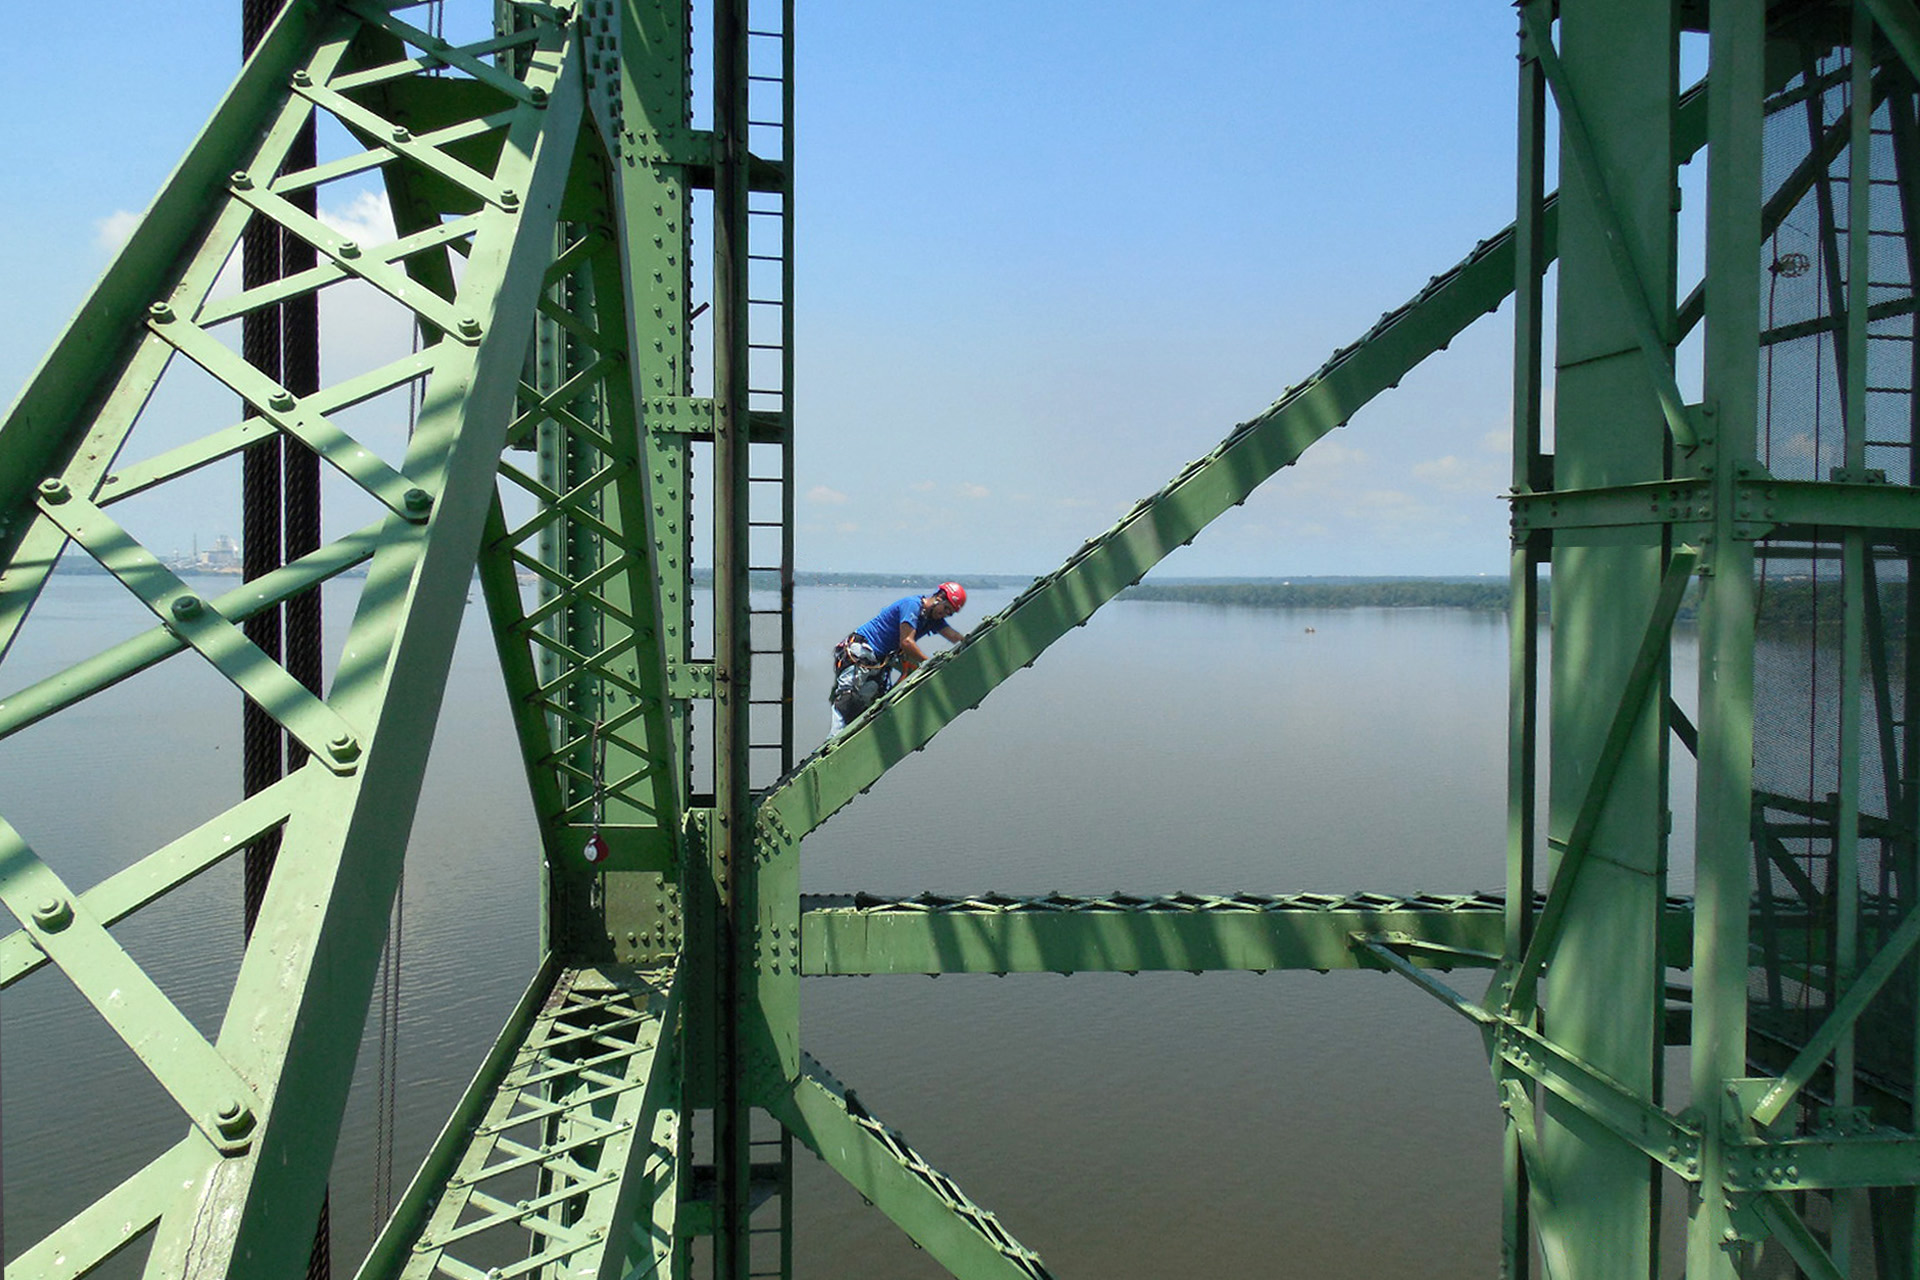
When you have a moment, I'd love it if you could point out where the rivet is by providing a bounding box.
[529,86,549,106]
[171,595,203,620]
[338,240,360,259]
[403,488,433,514]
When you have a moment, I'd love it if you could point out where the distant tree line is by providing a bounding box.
[692,568,1907,635]
[1118,575,1911,635]
[1122,580,1518,611]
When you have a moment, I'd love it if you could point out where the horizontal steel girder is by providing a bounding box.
[799,891,1698,976]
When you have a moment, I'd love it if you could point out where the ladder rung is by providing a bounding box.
[747,75,782,83]
[747,254,783,262]
[1865,440,1912,447]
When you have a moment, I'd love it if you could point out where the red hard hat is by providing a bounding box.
[935,581,966,611]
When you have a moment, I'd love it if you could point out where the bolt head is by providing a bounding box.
[291,69,312,87]
[391,126,411,143]
[213,1098,255,1140]
[338,240,360,259]
[499,188,520,210]
[148,301,175,324]
[529,86,549,106]
[328,733,361,762]
[171,595,203,620]
[229,170,253,190]
[31,897,71,931]
[268,390,296,412]
[457,316,483,338]
[403,488,432,514]
[37,478,70,503]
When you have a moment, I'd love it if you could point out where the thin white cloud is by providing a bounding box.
[320,189,397,243]
[909,480,937,493]
[957,482,990,500]
[806,484,849,505]
[95,210,141,254]
[1294,438,1369,472]
[1412,454,1503,494]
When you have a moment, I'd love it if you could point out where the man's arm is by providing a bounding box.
[937,624,962,643]
[898,621,930,666]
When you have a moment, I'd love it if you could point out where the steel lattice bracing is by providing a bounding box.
[8,2,1920,1279]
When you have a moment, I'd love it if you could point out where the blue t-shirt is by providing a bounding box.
[853,595,941,659]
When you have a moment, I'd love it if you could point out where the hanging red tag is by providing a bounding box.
[583,832,610,864]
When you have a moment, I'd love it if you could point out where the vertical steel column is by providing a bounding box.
[1835,12,1877,1267]
[712,0,755,1272]
[1543,4,1676,1276]
[1890,73,1920,1280]
[1505,6,1550,1275]
[1690,4,1764,1276]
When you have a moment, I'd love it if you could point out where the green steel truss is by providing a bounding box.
[8,2,1920,1278]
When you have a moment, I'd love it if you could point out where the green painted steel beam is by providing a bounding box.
[1507,546,1699,1018]
[0,9,594,1275]
[354,954,557,1280]
[799,892,1704,976]
[1513,474,1920,541]
[1362,931,1703,1183]
[758,209,1532,845]
[1732,1133,1920,1193]
[0,784,291,987]
[803,891,1511,976]
[772,1055,1052,1280]
[356,963,682,1280]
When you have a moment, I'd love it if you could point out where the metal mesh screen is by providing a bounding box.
[1748,40,1919,1122]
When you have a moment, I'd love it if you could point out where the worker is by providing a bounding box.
[829,581,968,732]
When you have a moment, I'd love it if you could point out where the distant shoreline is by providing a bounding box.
[1122,580,1511,611]
[46,563,1873,628]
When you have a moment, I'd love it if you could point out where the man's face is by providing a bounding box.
[925,594,953,621]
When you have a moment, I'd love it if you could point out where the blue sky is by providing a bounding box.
[2,3,1522,577]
